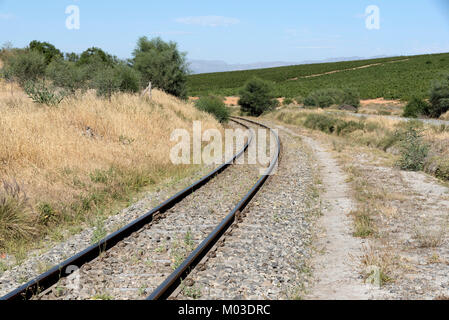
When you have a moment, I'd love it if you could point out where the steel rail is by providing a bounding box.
[148,117,280,300]
[1,119,253,301]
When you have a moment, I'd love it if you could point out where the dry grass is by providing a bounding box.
[270,108,449,181]
[413,224,447,248]
[440,110,449,120]
[360,244,395,286]
[0,80,221,256]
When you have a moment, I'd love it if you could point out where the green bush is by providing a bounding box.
[24,81,65,106]
[283,98,294,105]
[434,158,449,181]
[3,50,46,85]
[92,68,121,100]
[0,180,36,249]
[238,77,277,116]
[342,88,361,108]
[133,37,188,98]
[294,96,304,105]
[428,76,449,118]
[304,88,344,108]
[46,59,88,94]
[303,114,338,133]
[336,120,364,136]
[114,64,141,94]
[29,40,63,65]
[396,125,429,171]
[403,97,429,118]
[195,96,230,123]
[78,47,117,68]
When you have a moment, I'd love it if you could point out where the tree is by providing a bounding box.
[3,50,47,85]
[78,47,116,67]
[114,64,141,94]
[403,97,430,118]
[132,37,188,98]
[92,67,121,100]
[46,59,88,94]
[195,96,230,123]
[65,52,80,63]
[238,77,277,116]
[428,75,449,118]
[29,40,63,65]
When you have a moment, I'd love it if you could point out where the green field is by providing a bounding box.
[187,53,449,101]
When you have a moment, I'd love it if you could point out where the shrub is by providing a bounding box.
[403,97,429,118]
[3,50,46,85]
[303,114,338,134]
[29,40,63,65]
[46,59,88,94]
[336,120,364,136]
[428,76,449,118]
[0,180,36,249]
[294,96,304,105]
[396,125,429,171]
[342,88,361,108]
[78,47,117,68]
[92,67,121,100]
[195,96,230,123]
[37,202,57,226]
[133,37,188,98]
[283,98,294,105]
[24,81,65,106]
[434,158,449,181]
[114,64,141,94]
[304,88,344,108]
[238,77,277,116]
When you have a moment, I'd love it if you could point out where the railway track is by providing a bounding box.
[0,117,280,301]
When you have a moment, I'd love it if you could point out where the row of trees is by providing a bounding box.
[0,37,189,102]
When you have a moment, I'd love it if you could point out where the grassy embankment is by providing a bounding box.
[0,80,220,260]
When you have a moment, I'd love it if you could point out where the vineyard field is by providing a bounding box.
[187,53,449,101]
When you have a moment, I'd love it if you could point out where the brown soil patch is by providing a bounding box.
[360,98,404,107]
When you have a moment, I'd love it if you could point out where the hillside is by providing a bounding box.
[187,53,449,101]
[0,81,220,256]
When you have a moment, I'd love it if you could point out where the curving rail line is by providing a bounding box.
[1,118,254,301]
[148,117,280,300]
[1,117,280,301]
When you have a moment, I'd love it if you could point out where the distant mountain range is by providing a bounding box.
[188,56,390,74]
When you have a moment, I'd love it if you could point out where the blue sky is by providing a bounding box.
[1,0,449,63]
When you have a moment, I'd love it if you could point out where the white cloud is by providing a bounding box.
[175,16,239,27]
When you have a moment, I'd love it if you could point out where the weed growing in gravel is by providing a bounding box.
[413,224,446,248]
[396,125,429,171]
[181,281,202,299]
[92,293,113,300]
[360,245,394,287]
[36,261,53,274]
[138,285,147,296]
[90,219,107,244]
[184,229,194,249]
[351,208,376,238]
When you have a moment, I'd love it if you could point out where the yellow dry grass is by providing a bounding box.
[0,80,221,253]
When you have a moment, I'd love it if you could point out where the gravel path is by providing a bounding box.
[332,111,449,126]
[34,121,267,300]
[175,120,320,300]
